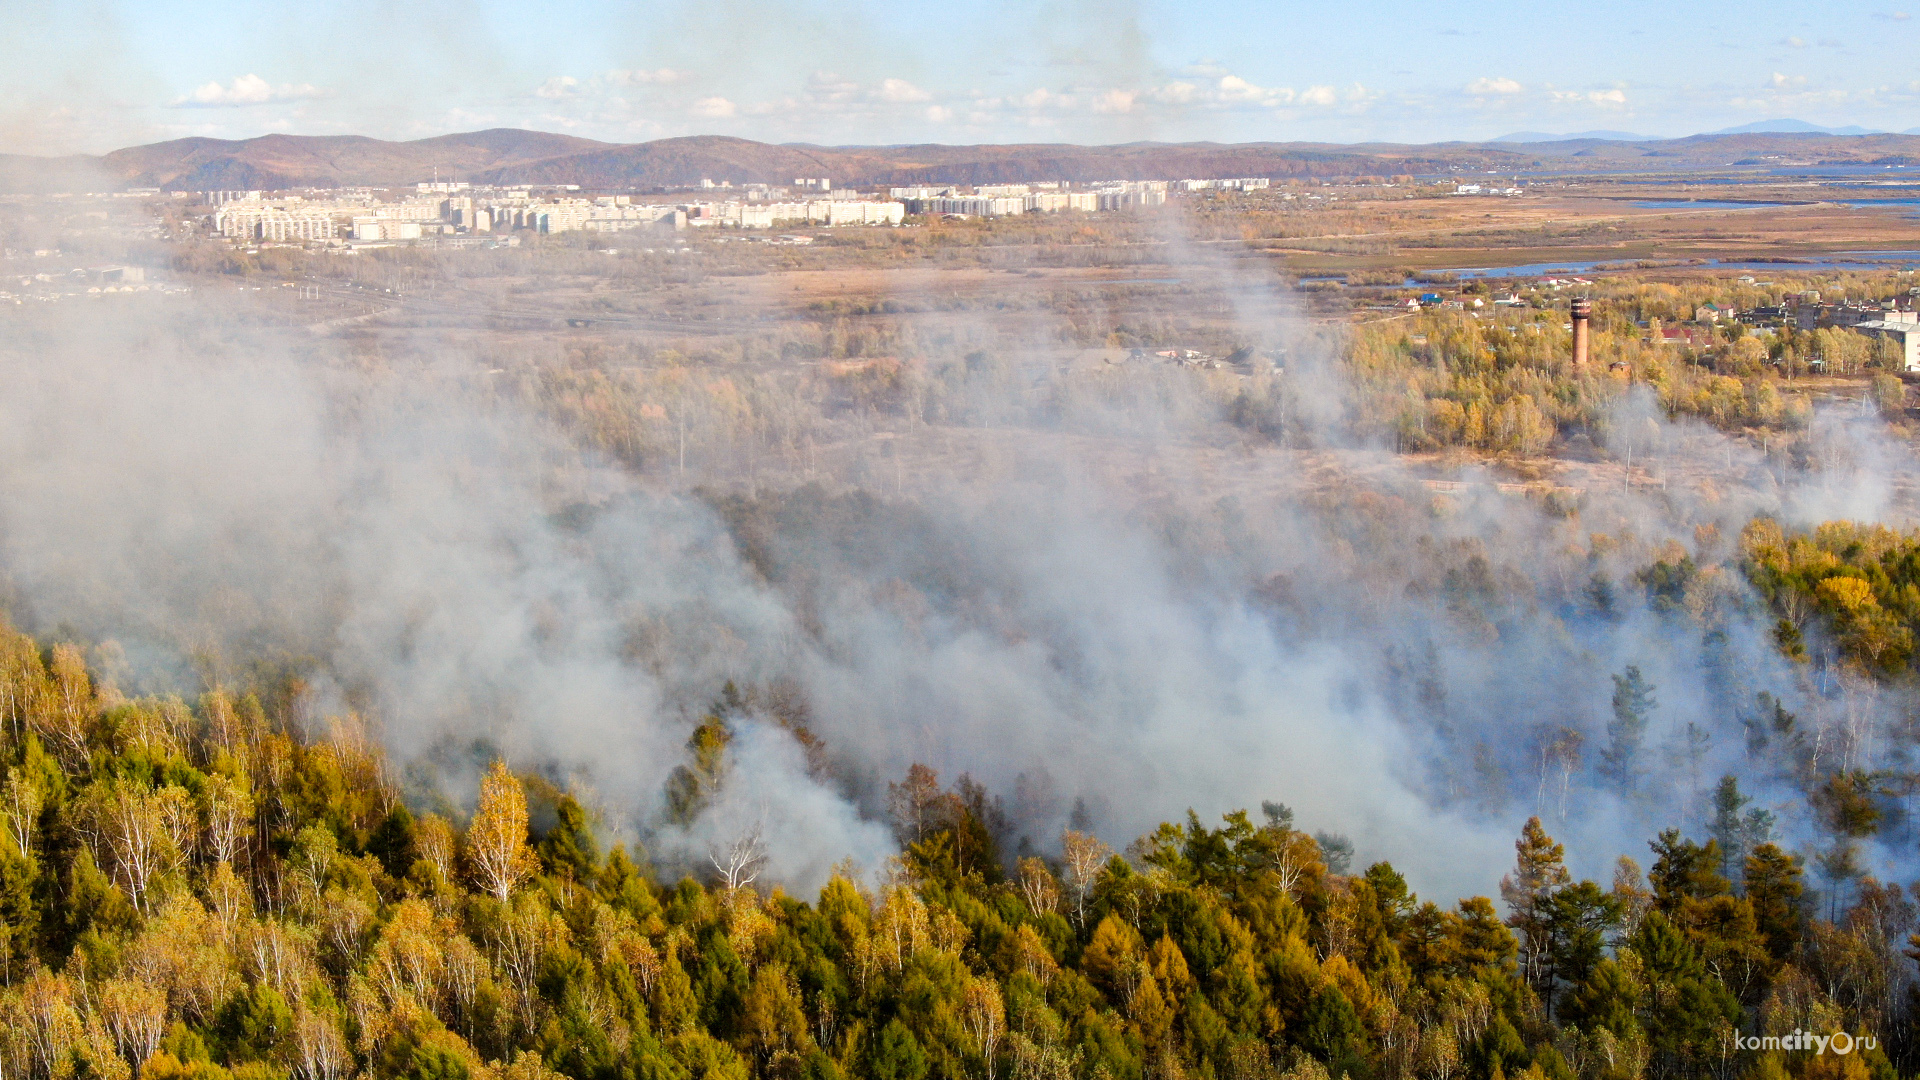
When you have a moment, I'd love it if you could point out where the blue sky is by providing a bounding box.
[6,0,1920,154]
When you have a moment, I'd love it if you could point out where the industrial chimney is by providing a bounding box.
[1571,297,1592,370]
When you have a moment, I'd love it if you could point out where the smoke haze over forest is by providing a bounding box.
[16,7,1920,1080]
[5,231,1920,906]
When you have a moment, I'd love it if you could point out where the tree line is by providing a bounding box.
[0,618,1910,1080]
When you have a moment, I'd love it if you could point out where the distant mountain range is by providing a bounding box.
[10,123,1920,194]
[1498,119,1920,141]
[1703,119,1911,136]
[1493,130,1651,143]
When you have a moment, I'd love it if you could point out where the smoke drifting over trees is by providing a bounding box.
[9,192,1920,1080]
[8,195,1920,916]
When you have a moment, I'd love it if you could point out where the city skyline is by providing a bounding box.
[6,0,1920,156]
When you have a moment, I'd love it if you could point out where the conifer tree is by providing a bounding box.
[666,716,732,826]
[1541,880,1622,1006]
[1600,666,1656,792]
[1706,775,1775,881]
[537,794,598,882]
[1743,842,1805,962]
[1500,817,1570,995]
[1565,958,1640,1039]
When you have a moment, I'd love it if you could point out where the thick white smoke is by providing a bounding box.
[2,267,1918,904]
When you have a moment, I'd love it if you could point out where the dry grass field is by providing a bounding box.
[17,171,1920,518]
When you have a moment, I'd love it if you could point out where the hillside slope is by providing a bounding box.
[10,127,1920,193]
[93,129,614,190]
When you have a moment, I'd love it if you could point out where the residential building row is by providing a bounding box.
[1173,178,1271,191]
[898,182,1169,218]
[210,195,446,241]
[902,194,1097,216]
[891,177,1260,201]
[200,170,1237,241]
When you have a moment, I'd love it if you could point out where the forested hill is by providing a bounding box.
[15,128,1920,192]
[0,614,1902,1080]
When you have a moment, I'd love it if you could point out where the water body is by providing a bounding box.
[1628,198,1920,209]
[1447,256,1920,279]
[1767,165,1919,178]
[1630,200,1785,209]
[1651,167,1920,182]
[1419,164,1920,182]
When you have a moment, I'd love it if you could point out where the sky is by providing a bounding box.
[5,0,1920,155]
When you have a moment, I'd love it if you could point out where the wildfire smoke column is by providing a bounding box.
[1571,297,1592,371]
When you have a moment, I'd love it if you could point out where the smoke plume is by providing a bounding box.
[1,253,1916,904]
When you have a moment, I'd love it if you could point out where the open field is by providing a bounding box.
[12,167,1920,512]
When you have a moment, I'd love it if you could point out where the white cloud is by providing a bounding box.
[1153,81,1198,105]
[534,76,579,99]
[714,75,948,121]
[1550,87,1629,107]
[170,74,322,109]
[1726,73,1853,113]
[609,68,686,86]
[1466,76,1523,95]
[805,72,860,102]
[1217,75,1265,102]
[1230,76,1296,106]
[925,105,953,123]
[876,78,932,103]
[1143,74,1296,110]
[1299,84,1338,106]
[1784,36,1807,47]
[1092,89,1136,114]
